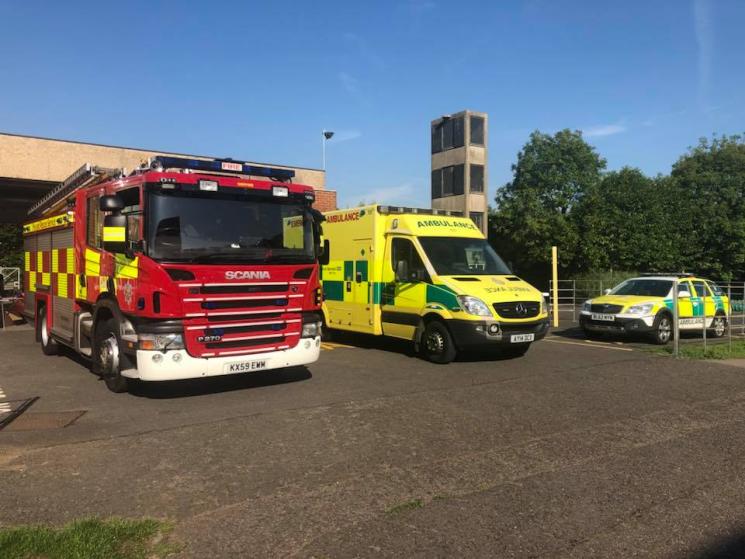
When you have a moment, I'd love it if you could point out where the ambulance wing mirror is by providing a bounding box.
[395,260,409,282]
[102,214,128,254]
[319,239,330,266]
[679,290,691,298]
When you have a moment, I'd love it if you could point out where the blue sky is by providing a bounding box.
[1,0,743,208]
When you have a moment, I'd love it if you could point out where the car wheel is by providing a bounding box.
[420,321,457,364]
[38,306,59,356]
[650,312,673,345]
[94,318,130,393]
[710,314,727,338]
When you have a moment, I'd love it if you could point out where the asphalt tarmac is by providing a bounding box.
[1,325,744,558]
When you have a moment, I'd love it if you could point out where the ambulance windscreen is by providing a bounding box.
[419,237,511,276]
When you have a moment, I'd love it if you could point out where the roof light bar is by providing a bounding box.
[149,156,295,181]
[377,205,464,217]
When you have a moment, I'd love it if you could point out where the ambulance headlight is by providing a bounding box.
[301,321,321,338]
[627,303,654,315]
[457,296,492,317]
[138,333,184,351]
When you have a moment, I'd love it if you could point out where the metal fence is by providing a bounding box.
[0,267,20,294]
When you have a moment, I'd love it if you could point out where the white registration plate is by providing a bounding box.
[591,313,615,321]
[224,359,268,374]
[510,333,535,343]
[679,318,705,326]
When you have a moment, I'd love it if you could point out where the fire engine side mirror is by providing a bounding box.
[100,195,124,213]
[102,214,128,254]
[319,239,330,266]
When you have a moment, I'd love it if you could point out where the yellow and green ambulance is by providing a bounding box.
[320,205,549,363]
[579,274,729,344]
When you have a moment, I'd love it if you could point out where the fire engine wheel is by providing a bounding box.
[421,321,457,364]
[38,307,59,356]
[94,318,129,393]
[710,314,727,338]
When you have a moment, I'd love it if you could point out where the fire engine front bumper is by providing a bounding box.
[127,337,321,381]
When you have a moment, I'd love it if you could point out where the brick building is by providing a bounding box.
[0,132,336,223]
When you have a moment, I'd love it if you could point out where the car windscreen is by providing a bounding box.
[418,237,511,276]
[610,279,673,297]
[146,190,314,264]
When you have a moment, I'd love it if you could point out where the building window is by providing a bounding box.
[442,166,454,196]
[470,164,484,193]
[431,169,442,199]
[453,164,464,196]
[431,115,466,154]
[470,115,485,145]
[470,212,484,230]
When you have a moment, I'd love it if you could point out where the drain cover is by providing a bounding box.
[5,410,86,431]
[0,397,39,431]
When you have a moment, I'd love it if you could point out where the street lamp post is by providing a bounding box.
[322,130,334,171]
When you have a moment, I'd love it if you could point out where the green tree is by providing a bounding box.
[576,168,683,272]
[671,134,745,280]
[490,129,606,282]
[0,224,23,268]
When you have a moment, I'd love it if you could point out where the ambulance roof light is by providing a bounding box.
[148,156,295,181]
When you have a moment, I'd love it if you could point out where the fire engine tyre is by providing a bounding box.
[38,307,59,356]
[421,320,457,364]
[650,312,673,345]
[710,313,727,338]
[94,318,130,393]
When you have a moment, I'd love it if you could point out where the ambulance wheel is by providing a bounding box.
[650,312,673,345]
[38,306,59,356]
[421,321,457,364]
[94,318,130,393]
[710,314,727,338]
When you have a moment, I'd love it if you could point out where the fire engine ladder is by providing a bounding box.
[27,163,122,217]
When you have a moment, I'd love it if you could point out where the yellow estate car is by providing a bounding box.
[579,275,729,344]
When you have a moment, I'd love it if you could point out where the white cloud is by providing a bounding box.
[338,72,359,94]
[359,182,414,205]
[693,0,713,110]
[327,129,362,144]
[583,123,627,138]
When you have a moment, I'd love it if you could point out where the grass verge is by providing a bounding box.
[0,517,177,559]
[647,339,745,360]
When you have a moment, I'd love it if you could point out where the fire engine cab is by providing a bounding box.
[22,156,325,392]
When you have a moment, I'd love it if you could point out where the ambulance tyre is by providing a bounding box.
[94,317,129,393]
[38,306,59,356]
[421,320,457,364]
[650,311,673,345]
[710,313,727,338]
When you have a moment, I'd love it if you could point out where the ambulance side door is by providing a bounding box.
[676,279,695,329]
[381,236,429,340]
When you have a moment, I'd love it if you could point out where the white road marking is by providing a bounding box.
[543,338,634,352]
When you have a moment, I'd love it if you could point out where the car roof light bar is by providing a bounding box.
[149,156,295,181]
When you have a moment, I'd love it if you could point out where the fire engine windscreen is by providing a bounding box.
[418,237,511,276]
[147,191,315,263]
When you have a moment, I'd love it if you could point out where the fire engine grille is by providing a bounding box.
[201,298,288,310]
[205,336,285,350]
[201,284,286,295]
[493,301,540,319]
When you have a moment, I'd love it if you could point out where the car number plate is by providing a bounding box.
[591,313,615,321]
[510,333,534,343]
[224,359,268,374]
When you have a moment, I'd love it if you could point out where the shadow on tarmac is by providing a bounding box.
[127,366,312,399]
[689,532,745,559]
[325,329,531,363]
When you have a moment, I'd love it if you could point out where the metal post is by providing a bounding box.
[673,280,680,358]
[702,287,707,354]
[551,246,559,327]
[728,285,732,353]
[599,280,603,296]
[322,131,326,171]
[572,279,576,323]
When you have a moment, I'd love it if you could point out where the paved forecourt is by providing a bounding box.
[1,326,745,558]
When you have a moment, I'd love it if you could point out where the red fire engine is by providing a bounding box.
[22,156,325,392]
